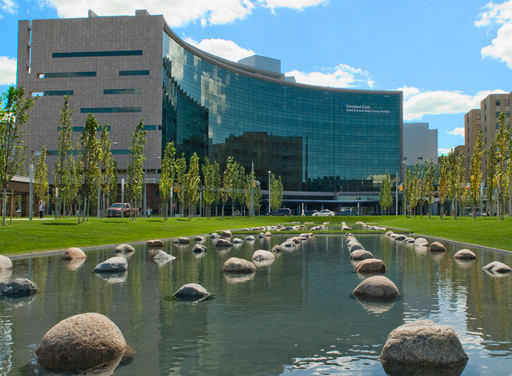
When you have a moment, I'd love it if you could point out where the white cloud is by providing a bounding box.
[260,0,328,11]
[438,148,452,155]
[44,0,326,27]
[286,64,374,88]
[0,56,16,85]
[398,86,507,120]
[1,0,17,14]
[446,127,465,137]
[184,38,254,62]
[476,0,512,68]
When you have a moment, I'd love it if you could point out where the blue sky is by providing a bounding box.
[1,0,511,154]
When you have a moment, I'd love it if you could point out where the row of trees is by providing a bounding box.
[379,112,511,220]
[1,88,284,223]
[159,143,285,219]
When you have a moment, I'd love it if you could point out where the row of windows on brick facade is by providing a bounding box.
[37,70,149,79]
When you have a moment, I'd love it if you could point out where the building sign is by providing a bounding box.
[340,103,391,114]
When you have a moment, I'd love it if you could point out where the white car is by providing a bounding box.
[312,209,335,216]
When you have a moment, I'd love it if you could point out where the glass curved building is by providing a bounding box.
[18,10,402,210]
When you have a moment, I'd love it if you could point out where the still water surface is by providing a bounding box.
[1,233,512,375]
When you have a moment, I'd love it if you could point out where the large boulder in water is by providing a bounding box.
[414,238,429,247]
[353,276,399,299]
[147,239,164,248]
[173,283,210,302]
[36,313,126,372]
[380,320,468,375]
[115,244,135,253]
[355,258,386,273]
[483,261,512,274]
[349,243,364,252]
[350,249,374,260]
[454,249,476,260]
[221,230,232,238]
[0,278,38,298]
[192,244,207,254]
[252,250,275,262]
[215,239,232,248]
[93,257,128,273]
[429,241,447,252]
[223,257,256,274]
[173,237,190,245]
[62,247,86,260]
[0,255,12,270]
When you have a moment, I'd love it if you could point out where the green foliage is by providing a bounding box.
[184,152,201,217]
[244,168,256,214]
[159,142,175,218]
[98,124,114,216]
[54,96,79,216]
[438,155,450,218]
[494,112,509,219]
[174,153,187,214]
[221,156,237,216]
[34,146,49,204]
[0,86,33,225]
[202,157,220,217]
[469,130,483,218]
[379,173,393,214]
[78,114,101,221]
[486,139,497,216]
[126,119,147,218]
[270,173,284,211]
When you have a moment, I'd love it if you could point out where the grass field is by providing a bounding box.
[0,215,510,255]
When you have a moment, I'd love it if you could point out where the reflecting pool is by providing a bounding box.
[2,233,512,375]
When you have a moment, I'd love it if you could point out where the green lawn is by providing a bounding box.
[364,215,512,251]
[0,216,320,255]
[1,215,510,255]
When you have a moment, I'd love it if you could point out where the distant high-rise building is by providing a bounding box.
[238,55,281,74]
[403,123,438,166]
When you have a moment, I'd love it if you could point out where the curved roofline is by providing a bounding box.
[163,22,401,96]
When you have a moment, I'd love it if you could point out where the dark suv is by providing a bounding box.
[270,208,292,216]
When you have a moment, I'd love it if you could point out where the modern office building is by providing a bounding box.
[463,93,511,179]
[402,122,437,166]
[17,10,403,212]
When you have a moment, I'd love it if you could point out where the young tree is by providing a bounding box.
[469,130,483,218]
[221,156,236,217]
[98,124,114,217]
[414,163,426,217]
[202,157,220,218]
[494,113,509,220]
[485,139,498,216]
[184,152,200,218]
[254,180,262,215]
[270,173,284,211]
[235,164,246,215]
[174,153,187,215]
[110,160,118,204]
[244,168,257,215]
[34,146,49,209]
[126,119,146,220]
[159,142,175,220]
[424,160,436,218]
[438,155,450,219]
[379,173,393,214]
[0,87,33,225]
[77,114,101,222]
[54,95,74,217]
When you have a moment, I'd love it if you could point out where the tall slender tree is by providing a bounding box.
[202,157,220,218]
[174,153,187,215]
[54,95,73,217]
[494,112,509,219]
[244,168,257,215]
[424,160,436,218]
[0,87,33,225]
[469,130,483,218]
[379,173,392,214]
[438,155,450,219]
[270,173,284,211]
[78,114,101,222]
[159,142,175,220]
[34,146,49,209]
[485,139,498,216]
[184,152,200,218]
[126,119,146,220]
[221,156,236,217]
[98,124,114,217]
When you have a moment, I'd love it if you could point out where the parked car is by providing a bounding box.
[312,209,335,216]
[107,203,135,217]
[270,208,292,216]
[304,210,317,216]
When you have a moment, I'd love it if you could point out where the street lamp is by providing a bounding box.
[268,170,271,215]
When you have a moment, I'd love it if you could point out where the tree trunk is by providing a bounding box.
[222,204,225,218]
[2,188,7,226]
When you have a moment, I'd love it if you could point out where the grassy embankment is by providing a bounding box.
[366,215,512,251]
[1,215,511,255]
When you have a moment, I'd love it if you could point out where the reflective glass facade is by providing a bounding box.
[165,29,399,192]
